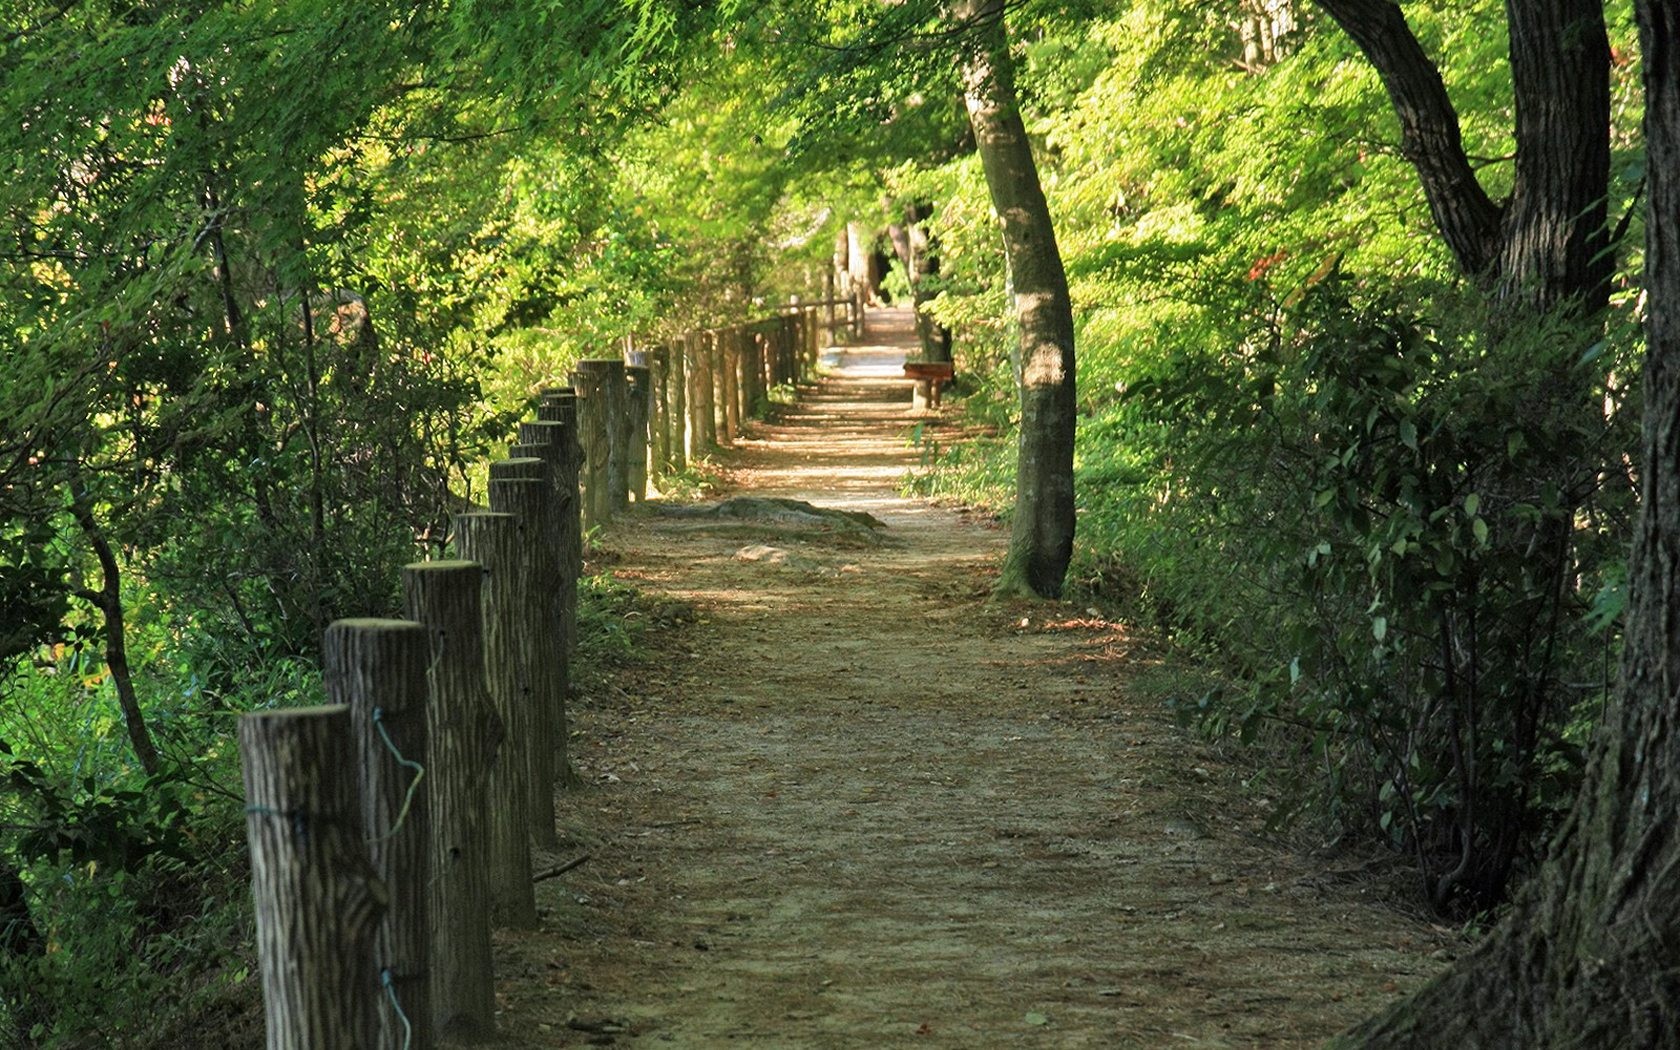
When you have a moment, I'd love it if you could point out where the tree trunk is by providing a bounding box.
[68,492,159,776]
[1335,2,1680,1043]
[1312,0,1610,314]
[906,206,954,364]
[957,0,1078,599]
[1313,0,1612,912]
[889,204,954,363]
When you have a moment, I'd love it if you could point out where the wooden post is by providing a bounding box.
[577,359,629,515]
[805,306,819,376]
[670,337,689,471]
[490,471,578,798]
[323,619,432,1050]
[570,364,613,529]
[528,406,585,662]
[743,324,765,418]
[451,513,538,926]
[825,269,837,339]
[625,363,651,500]
[401,561,500,1039]
[710,333,732,447]
[707,335,725,448]
[684,333,706,456]
[535,389,584,554]
[780,316,794,387]
[791,308,804,382]
[762,321,777,391]
[241,705,384,1050]
[725,327,744,440]
[604,359,631,512]
[699,334,719,450]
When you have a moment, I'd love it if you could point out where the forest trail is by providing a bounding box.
[487,308,1450,1048]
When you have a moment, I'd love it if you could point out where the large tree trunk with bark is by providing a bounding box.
[957,0,1077,599]
[1313,0,1611,314]
[1336,2,1680,1043]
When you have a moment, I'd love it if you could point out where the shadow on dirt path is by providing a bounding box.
[484,308,1450,1048]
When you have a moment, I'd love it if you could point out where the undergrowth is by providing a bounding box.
[0,567,672,1046]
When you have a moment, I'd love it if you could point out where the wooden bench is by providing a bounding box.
[903,361,955,410]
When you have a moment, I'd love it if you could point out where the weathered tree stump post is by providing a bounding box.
[762,320,779,391]
[723,327,743,441]
[825,269,837,338]
[744,324,765,417]
[490,466,578,801]
[241,705,385,1050]
[604,359,632,512]
[683,332,706,456]
[670,337,690,470]
[804,306,819,376]
[570,365,613,529]
[625,363,651,499]
[701,330,722,447]
[401,561,500,1039]
[451,513,538,926]
[767,316,785,388]
[323,619,432,1050]
[577,359,630,514]
[784,314,799,384]
[529,404,585,666]
[788,308,801,382]
[698,334,719,450]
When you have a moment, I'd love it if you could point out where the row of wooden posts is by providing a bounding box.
[236,297,853,1049]
[573,305,831,530]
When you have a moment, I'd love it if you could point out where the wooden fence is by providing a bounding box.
[237,296,850,1049]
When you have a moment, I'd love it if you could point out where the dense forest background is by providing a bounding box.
[0,0,1659,1043]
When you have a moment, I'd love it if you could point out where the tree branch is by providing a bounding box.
[1312,0,1503,277]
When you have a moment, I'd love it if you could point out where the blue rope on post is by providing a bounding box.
[367,706,425,844]
[381,968,413,1050]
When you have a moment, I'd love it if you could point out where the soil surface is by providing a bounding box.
[485,309,1452,1048]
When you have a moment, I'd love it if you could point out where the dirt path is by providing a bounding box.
[488,308,1450,1048]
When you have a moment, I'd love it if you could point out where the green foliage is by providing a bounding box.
[896,0,1646,912]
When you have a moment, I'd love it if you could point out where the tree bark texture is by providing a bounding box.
[451,514,537,926]
[645,348,669,474]
[626,364,652,496]
[604,359,632,513]
[575,360,629,518]
[721,335,742,445]
[570,365,613,530]
[958,0,1078,598]
[240,706,385,1050]
[669,341,690,470]
[490,473,575,810]
[699,335,719,450]
[746,326,764,417]
[1312,0,1611,313]
[530,403,586,660]
[322,618,433,1050]
[400,561,501,1039]
[1334,3,1680,1043]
